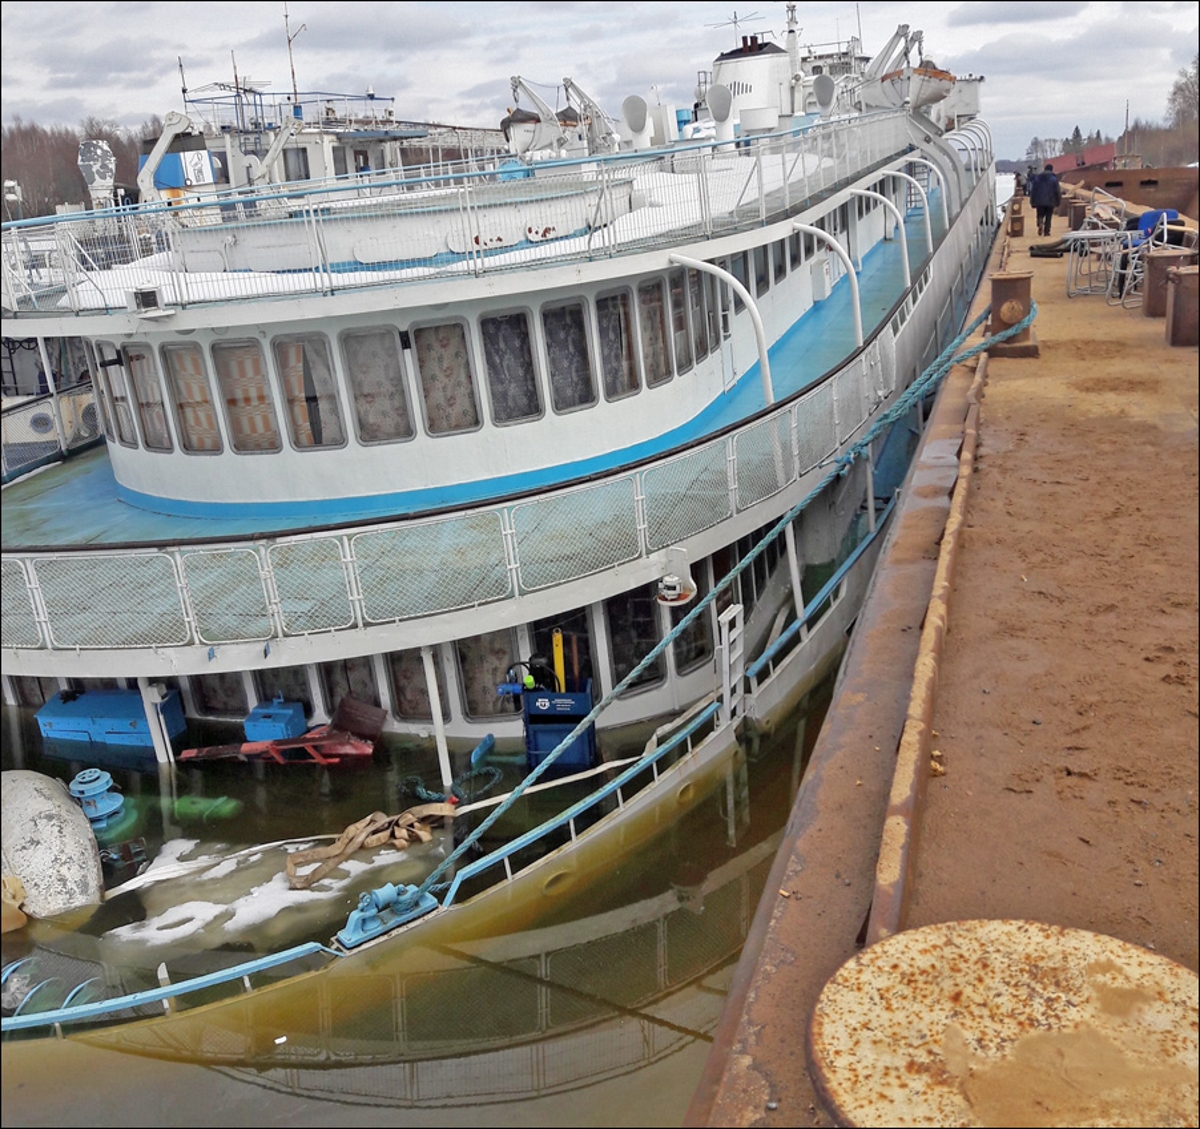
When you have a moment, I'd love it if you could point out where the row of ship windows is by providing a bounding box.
[90,198,881,455]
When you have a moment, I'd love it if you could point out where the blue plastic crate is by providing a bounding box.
[244,698,307,741]
[35,689,186,747]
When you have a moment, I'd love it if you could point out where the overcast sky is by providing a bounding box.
[2,1,1196,159]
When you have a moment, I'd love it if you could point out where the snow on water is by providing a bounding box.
[101,834,449,954]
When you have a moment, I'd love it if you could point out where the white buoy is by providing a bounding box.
[1,770,103,919]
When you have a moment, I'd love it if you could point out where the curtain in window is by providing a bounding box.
[480,313,541,423]
[341,328,413,442]
[124,346,172,450]
[597,292,639,399]
[413,324,480,434]
[98,344,137,446]
[688,270,709,362]
[321,656,379,710]
[457,629,519,718]
[163,343,221,452]
[273,335,346,448]
[638,280,671,387]
[388,648,449,721]
[606,584,665,691]
[543,303,595,411]
[669,270,692,374]
[213,342,282,452]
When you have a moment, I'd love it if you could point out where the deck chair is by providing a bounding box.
[1106,209,1182,307]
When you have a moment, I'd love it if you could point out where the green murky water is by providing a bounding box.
[2,683,829,1127]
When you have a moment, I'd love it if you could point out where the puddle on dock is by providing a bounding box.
[1,682,830,1126]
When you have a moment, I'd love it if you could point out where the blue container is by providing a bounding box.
[523,681,596,774]
[35,689,186,748]
[244,698,307,741]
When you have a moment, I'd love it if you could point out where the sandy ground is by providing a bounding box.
[694,212,1199,1128]
[905,238,1199,970]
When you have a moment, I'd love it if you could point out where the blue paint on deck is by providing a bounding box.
[3,197,940,551]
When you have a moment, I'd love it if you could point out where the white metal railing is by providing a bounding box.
[1,344,891,654]
[2,113,911,317]
[0,383,100,481]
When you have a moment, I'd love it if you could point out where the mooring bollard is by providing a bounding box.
[1165,265,1199,347]
[1145,248,1199,319]
[1007,211,1025,237]
[986,271,1038,357]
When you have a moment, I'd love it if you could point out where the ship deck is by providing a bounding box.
[692,201,1200,1124]
[2,206,934,551]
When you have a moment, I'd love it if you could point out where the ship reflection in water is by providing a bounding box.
[1,678,829,1127]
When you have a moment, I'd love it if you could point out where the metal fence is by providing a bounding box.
[0,384,101,481]
[2,113,911,317]
[1,343,887,654]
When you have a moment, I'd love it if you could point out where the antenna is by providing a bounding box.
[284,2,306,105]
[178,56,188,112]
[706,10,764,46]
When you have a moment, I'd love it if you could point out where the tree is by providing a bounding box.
[1166,53,1198,129]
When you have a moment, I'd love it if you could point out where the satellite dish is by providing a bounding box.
[622,95,648,134]
[813,74,836,114]
[708,83,733,123]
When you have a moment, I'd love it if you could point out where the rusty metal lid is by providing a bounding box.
[808,919,1198,1127]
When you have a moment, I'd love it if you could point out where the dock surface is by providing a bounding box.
[690,206,1199,1125]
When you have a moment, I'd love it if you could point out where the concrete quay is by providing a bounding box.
[689,201,1199,1126]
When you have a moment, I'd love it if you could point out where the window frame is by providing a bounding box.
[408,317,484,437]
[338,324,419,446]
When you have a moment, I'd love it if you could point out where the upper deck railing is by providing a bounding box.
[2,111,912,318]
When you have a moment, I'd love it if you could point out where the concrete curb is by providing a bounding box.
[865,353,989,945]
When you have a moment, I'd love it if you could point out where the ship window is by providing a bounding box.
[83,341,114,440]
[95,342,138,447]
[412,322,481,435]
[773,239,787,283]
[333,147,349,178]
[542,301,596,412]
[340,327,414,443]
[668,269,693,374]
[456,629,520,719]
[671,563,713,674]
[282,147,310,182]
[273,334,347,449]
[530,608,595,691]
[388,648,449,722]
[480,312,542,424]
[596,291,639,400]
[688,269,709,361]
[637,279,672,387]
[606,583,665,692]
[192,671,247,717]
[255,665,312,718]
[789,231,803,269]
[754,244,770,296]
[704,269,725,342]
[162,343,222,453]
[730,253,748,311]
[320,656,380,710]
[212,341,282,452]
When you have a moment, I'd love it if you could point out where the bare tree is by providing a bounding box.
[1166,53,1198,130]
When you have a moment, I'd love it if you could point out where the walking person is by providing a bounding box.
[1028,163,1061,237]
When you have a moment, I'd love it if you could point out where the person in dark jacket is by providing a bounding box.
[1028,164,1062,237]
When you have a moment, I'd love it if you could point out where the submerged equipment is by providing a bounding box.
[336,882,438,948]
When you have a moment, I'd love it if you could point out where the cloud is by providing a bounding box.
[946,2,1088,27]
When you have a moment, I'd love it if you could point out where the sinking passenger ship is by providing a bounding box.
[1,13,996,777]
